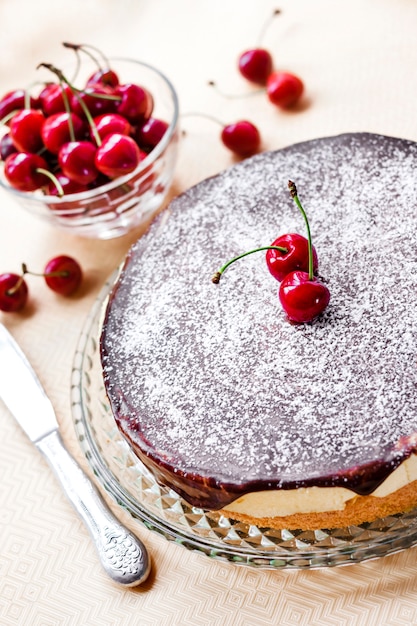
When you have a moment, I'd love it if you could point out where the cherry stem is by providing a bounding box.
[62,42,110,71]
[288,180,313,280]
[256,8,282,47]
[21,263,69,279]
[212,245,288,284]
[5,274,26,296]
[181,111,226,128]
[207,81,265,99]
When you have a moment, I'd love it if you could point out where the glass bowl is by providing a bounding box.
[0,58,180,239]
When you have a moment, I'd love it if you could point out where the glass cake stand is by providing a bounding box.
[71,276,417,570]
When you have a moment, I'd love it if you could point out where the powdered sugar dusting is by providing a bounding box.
[101,133,417,489]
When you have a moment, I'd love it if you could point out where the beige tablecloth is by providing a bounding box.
[1,1,417,624]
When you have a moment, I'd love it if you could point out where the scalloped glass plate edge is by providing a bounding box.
[70,275,417,570]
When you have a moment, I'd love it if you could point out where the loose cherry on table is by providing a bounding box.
[0,273,28,312]
[182,113,261,157]
[266,72,304,108]
[237,9,281,85]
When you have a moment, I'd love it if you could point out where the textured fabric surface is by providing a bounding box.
[1,1,417,624]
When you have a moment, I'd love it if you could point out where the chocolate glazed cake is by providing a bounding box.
[100,133,417,530]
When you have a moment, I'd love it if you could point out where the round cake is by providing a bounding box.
[100,132,417,530]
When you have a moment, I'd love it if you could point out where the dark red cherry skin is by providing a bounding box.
[0,273,28,312]
[58,141,98,185]
[39,83,73,116]
[9,109,45,153]
[279,270,330,323]
[0,133,18,161]
[43,255,82,296]
[71,83,116,118]
[0,89,39,121]
[95,133,141,178]
[45,171,89,197]
[115,83,153,124]
[92,113,131,141]
[238,48,273,85]
[266,233,318,282]
[41,112,85,154]
[266,72,304,108]
[87,69,119,88]
[221,120,261,156]
[135,117,169,151]
[4,152,49,191]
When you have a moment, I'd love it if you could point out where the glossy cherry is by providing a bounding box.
[0,89,39,121]
[0,273,28,312]
[221,120,261,156]
[92,113,131,141]
[58,141,98,184]
[95,133,141,178]
[4,152,49,191]
[135,117,168,152]
[45,171,89,197]
[279,271,330,323]
[87,68,119,88]
[115,83,153,123]
[0,133,17,161]
[41,111,85,154]
[39,83,73,116]
[9,109,45,153]
[266,72,304,108]
[266,233,318,282]
[71,83,116,118]
[43,255,82,295]
[238,49,273,85]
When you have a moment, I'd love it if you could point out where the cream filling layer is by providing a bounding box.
[222,454,417,518]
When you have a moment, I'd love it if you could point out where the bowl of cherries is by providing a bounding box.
[0,44,180,239]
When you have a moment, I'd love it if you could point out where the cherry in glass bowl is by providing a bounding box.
[0,58,180,239]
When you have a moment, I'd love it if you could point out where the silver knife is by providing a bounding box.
[0,323,150,587]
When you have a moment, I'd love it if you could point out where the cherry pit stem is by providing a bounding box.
[288,180,313,280]
[212,245,288,284]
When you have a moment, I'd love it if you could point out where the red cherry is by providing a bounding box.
[45,171,89,197]
[0,89,39,121]
[279,270,330,323]
[9,109,45,153]
[135,117,169,151]
[92,113,131,141]
[266,233,318,282]
[43,255,82,296]
[0,273,28,312]
[58,141,98,184]
[39,83,73,116]
[238,49,273,85]
[4,152,49,191]
[221,120,261,156]
[0,133,18,161]
[95,133,141,178]
[71,83,116,118]
[115,83,153,123]
[41,111,85,154]
[87,69,119,88]
[266,72,304,108]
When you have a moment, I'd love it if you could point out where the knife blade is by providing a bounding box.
[0,323,150,587]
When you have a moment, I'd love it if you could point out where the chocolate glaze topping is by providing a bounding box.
[101,133,417,510]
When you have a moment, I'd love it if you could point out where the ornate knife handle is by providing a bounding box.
[36,430,151,587]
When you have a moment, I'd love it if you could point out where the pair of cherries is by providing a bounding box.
[212,181,330,323]
[0,255,82,313]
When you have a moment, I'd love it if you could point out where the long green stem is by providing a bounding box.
[288,180,313,280]
[212,245,287,284]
